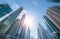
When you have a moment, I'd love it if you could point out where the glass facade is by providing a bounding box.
[0,4,12,18]
[19,28,26,39]
[26,27,30,39]
[38,23,48,39]
[6,19,21,37]
[0,7,23,34]
[43,15,60,39]
[46,6,60,31]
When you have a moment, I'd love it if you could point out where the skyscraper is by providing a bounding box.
[43,15,60,39]
[0,7,23,34]
[0,6,23,39]
[46,6,60,31]
[18,14,26,39]
[38,27,42,39]
[38,23,47,39]
[6,19,21,37]
[19,27,26,39]
[26,27,30,39]
[42,6,60,39]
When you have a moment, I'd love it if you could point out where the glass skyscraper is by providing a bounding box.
[26,27,30,39]
[41,6,60,39]
[43,15,60,39]
[0,7,23,34]
[38,6,60,39]
[19,14,26,39]
[46,6,60,31]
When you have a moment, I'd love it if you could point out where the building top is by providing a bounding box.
[0,4,12,18]
[0,4,8,7]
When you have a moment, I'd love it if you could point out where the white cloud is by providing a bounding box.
[32,1,38,6]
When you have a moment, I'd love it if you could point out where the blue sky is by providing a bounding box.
[0,0,60,21]
[0,0,60,39]
[10,0,60,24]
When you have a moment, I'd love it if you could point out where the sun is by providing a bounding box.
[23,15,35,29]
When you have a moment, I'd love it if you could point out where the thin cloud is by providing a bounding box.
[32,1,38,6]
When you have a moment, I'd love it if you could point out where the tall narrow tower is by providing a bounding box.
[26,27,30,39]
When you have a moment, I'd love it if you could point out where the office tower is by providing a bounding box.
[38,27,42,39]
[0,7,23,34]
[19,27,26,39]
[0,4,12,18]
[38,22,55,39]
[26,27,30,39]
[43,15,60,39]
[18,14,26,39]
[42,6,60,39]
[38,23,47,39]
[6,19,21,37]
[21,14,26,24]
[1,19,21,39]
[46,6,60,31]
[0,7,23,39]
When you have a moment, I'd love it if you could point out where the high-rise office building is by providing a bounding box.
[6,19,21,37]
[0,7,23,39]
[42,6,60,39]
[19,27,26,39]
[18,14,26,39]
[38,22,58,39]
[26,27,30,39]
[3,19,21,39]
[4,14,26,39]
[38,23,47,39]
[0,4,12,18]
[0,7,23,34]
[43,15,60,39]
[38,27,42,39]
[46,6,60,31]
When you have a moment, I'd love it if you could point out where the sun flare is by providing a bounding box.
[23,15,35,29]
